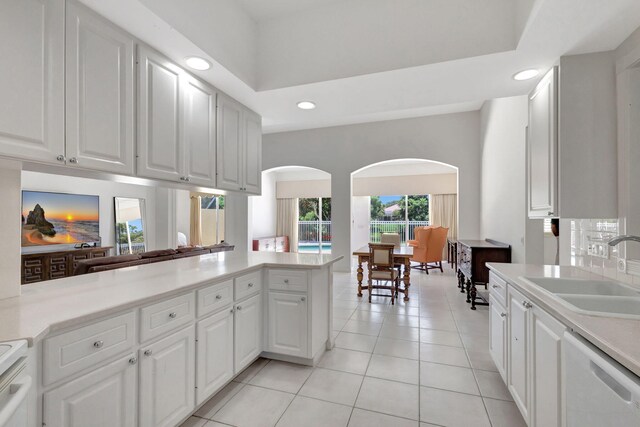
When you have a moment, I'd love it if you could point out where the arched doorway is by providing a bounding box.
[251,166,331,254]
[350,159,458,256]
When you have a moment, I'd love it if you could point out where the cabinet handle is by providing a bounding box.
[237,305,242,310]
[144,349,153,357]
[129,357,137,365]
[169,312,177,319]
[284,279,289,284]
[69,157,78,164]
[500,312,507,317]
[93,340,104,349]
[216,294,222,300]
[248,283,254,288]
[301,297,306,302]
[56,154,66,162]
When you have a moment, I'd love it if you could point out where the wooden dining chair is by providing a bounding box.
[367,243,399,305]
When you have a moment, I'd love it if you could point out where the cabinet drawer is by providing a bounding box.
[43,311,135,385]
[489,272,507,306]
[235,270,262,301]
[140,293,195,342]
[268,269,308,292]
[197,279,233,317]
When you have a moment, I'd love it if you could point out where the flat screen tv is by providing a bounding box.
[21,191,100,248]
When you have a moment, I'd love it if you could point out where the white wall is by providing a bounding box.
[277,179,331,199]
[263,111,482,271]
[249,171,277,239]
[480,96,543,264]
[21,171,159,252]
[0,161,22,299]
[351,196,370,255]
[353,173,457,196]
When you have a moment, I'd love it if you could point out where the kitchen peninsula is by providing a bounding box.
[0,251,341,427]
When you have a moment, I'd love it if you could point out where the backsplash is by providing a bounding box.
[569,218,640,287]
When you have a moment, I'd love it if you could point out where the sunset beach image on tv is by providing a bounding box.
[21,191,100,247]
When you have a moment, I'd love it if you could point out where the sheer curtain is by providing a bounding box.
[189,196,202,246]
[430,194,457,259]
[277,198,299,253]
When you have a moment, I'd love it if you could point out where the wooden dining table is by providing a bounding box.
[352,245,414,301]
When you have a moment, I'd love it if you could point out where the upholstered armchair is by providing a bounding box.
[408,226,449,273]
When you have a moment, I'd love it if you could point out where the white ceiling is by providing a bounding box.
[236,0,344,22]
[80,0,640,134]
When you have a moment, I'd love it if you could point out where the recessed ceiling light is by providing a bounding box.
[297,101,316,110]
[513,69,539,81]
[185,56,211,71]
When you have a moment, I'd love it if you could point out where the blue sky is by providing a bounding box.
[379,195,403,204]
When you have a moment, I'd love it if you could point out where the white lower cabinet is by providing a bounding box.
[139,325,195,427]
[196,307,234,405]
[491,279,567,427]
[43,354,137,427]
[267,292,308,357]
[507,285,531,422]
[530,304,566,427]
[489,295,507,381]
[234,293,262,372]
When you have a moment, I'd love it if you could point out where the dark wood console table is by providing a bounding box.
[21,246,112,284]
[457,239,511,310]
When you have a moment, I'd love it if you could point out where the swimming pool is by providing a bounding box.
[298,243,332,253]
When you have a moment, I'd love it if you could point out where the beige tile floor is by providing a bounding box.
[181,266,526,427]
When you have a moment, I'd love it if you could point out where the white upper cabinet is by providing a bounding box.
[217,94,262,194]
[0,0,65,164]
[527,67,558,219]
[137,46,184,182]
[183,76,217,187]
[527,54,618,219]
[217,94,244,191]
[243,109,263,194]
[65,1,135,174]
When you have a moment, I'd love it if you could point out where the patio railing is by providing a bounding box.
[298,220,332,243]
[369,220,429,243]
[297,220,429,244]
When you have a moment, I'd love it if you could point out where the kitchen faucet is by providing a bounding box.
[607,235,640,246]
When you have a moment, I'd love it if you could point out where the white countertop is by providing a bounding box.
[487,263,640,377]
[0,251,343,345]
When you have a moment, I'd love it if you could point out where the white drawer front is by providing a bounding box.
[268,269,308,293]
[234,270,262,301]
[43,311,135,385]
[489,272,507,306]
[140,293,195,342]
[197,279,233,317]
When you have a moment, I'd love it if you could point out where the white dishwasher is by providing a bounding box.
[0,340,30,427]
[564,331,640,427]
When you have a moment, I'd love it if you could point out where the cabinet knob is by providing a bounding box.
[216,294,222,300]
[144,349,153,357]
[169,312,177,319]
[500,312,507,317]
[492,285,499,289]
[301,297,306,302]
[248,283,254,288]
[548,211,554,216]
[69,157,78,164]
[230,308,234,313]
[284,279,289,284]
[237,305,242,310]
[93,340,104,349]
[185,177,191,182]
[129,357,137,365]
[522,301,533,309]
[56,154,66,162]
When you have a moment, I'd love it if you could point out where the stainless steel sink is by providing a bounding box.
[522,277,640,297]
[521,277,640,319]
